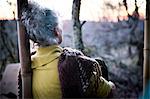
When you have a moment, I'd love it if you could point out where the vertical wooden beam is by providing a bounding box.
[143,0,150,97]
[17,0,32,98]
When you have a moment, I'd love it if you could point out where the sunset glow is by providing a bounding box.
[0,0,146,21]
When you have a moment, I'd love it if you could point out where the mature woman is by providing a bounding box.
[21,2,115,99]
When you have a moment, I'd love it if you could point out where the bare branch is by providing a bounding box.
[80,21,86,28]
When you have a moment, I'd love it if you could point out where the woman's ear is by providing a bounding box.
[54,27,62,44]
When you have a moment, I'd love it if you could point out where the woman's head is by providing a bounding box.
[21,2,62,46]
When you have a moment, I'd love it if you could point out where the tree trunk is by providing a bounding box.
[17,0,32,98]
[72,0,84,51]
[143,0,150,96]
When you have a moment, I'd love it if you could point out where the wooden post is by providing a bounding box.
[143,0,150,97]
[17,0,32,98]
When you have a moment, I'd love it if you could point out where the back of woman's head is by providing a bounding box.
[21,2,61,46]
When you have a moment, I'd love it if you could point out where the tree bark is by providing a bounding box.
[143,0,150,97]
[72,0,84,51]
[17,0,32,98]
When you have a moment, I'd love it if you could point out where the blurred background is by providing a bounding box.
[0,0,146,98]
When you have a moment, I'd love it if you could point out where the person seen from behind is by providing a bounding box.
[21,2,116,99]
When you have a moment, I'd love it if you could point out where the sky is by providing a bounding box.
[0,0,146,21]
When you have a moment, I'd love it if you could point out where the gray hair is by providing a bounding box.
[21,2,61,46]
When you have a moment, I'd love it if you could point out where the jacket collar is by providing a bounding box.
[31,45,62,69]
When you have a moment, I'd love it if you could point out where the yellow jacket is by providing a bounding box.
[31,45,112,99]
[31,45,62,99]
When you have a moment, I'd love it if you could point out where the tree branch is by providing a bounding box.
[80,21,86,28]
